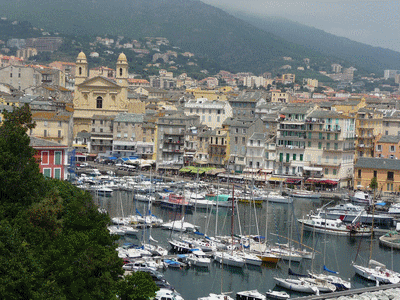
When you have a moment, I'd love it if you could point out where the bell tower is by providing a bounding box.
[75,51,88,86]
[116,52,128,87]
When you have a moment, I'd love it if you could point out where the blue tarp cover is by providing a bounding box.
[323,265,339,274]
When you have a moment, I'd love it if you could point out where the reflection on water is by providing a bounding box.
[92,190,400,299]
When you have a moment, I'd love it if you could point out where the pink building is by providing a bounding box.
[30,137,68,180]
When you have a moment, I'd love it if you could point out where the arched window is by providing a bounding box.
[79,67,82,75]
[119,68,123,77]
[96,96,103,109]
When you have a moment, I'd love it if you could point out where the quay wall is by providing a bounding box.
[296,283,400,300]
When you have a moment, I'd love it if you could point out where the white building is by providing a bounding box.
[184,98,232,129]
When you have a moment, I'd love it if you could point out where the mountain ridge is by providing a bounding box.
[1,0,399,75]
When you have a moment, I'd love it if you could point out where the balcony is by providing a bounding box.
[164,140,183,144]
[276,145,305,149]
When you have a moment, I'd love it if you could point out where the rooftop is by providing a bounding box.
[355,157,400,171]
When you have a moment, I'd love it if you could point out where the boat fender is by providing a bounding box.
[206,243,210,247]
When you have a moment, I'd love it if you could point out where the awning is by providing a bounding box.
[108,156,117,160]
[323,180,339,185]
[306,178,325,184]
[243,168,260,173]
[217,173,244,180]
[303,166,323,172]
[268,177,286,182]
[206,168,225,175]
[286,178,302,184]
[260,169,273,174]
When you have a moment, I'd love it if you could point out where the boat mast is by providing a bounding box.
[369,188,376,265]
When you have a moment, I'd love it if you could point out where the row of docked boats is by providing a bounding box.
[198,289,290,300]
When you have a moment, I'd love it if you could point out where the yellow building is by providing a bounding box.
[332,98,366,117]
[73,52,130,137]
[354,157,400,194]
[186,88,228,101]
[30,111,73,147]
[355,108,383,159]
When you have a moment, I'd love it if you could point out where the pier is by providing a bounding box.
[296,283,400,300]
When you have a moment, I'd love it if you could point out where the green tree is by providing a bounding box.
[0,104,45,220]
[114,272,159,300]
[370,177,378,191]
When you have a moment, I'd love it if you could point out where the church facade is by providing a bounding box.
[73,52,130,137]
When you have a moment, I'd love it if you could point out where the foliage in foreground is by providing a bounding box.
[0,105,158,299]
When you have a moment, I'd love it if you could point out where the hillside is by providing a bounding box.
[1,0,399,75]
[232,12,400,75]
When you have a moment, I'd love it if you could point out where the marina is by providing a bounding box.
[77,172,400,300]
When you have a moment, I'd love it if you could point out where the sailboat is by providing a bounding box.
[213,185,245,268]
[352,190,400,284]
[307,205,351,291]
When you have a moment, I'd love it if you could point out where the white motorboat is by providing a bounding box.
[184,248,211,268]
[266,192,293,204]
[213,251,245,268]
[236,290,266,300]
[297,213,372,237]
[198,293,234,300]
[351,191,371,205]
[107,225,126,236]
[155,288,184,300]
[290,190,320,199]
[161,218,200,232]
[142,243,168,257]
[234,251,263,266]
[388,202,400,215]
[266,290,290,300]
[274,277,319,294]
[265,290,290,300]
[353,260,400,284]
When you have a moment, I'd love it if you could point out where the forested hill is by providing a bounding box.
[1,0,399,74]
[232,12,400,74]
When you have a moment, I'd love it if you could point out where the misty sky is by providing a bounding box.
[201,0,400,52]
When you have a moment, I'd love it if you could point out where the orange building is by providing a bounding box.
[375,135,400,159]
[354,157,400,193]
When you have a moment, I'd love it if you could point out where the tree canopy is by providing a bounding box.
[0,105,157,299]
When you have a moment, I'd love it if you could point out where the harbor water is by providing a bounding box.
[94,190,400,300]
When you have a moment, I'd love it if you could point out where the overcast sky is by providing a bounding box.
[201,0,400,52]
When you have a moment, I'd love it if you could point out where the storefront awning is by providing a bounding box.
[304,166,323,172]
[268,177,286,182]
[286,178,302,184]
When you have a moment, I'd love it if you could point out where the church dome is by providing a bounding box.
[117,52,127,62]
[77,51,86,60]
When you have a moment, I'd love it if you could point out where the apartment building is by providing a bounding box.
[224,117,264,173]
[208,128,228,166]
[276,105,315,176]
[270,90,290,103]
[229,91,266,118]
[156,111,200,169]
[30,111,73,147]
[184,98,232,129]
[90,115,115,154]
[304,110,355,186]
[382,110,400,136]
[245,132,267,170]
[355,108,383,158]
[375,135,400,159]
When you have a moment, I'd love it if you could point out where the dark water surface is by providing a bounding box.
[94,190,400,300]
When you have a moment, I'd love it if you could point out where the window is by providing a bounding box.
[79,67,82,75]
[326,143,330,150]
[235,137,238,143]
[279,153,283,162]
[388,171,394,180]
[308,141,311,147]
[300,154,303,161]
[92,120,95,124]
[318,142,322,149]
[43,168,51,178]
[124,133,128,138]
[100,128,103,133]
[327,133,330,140]
[44,130,47,137]
[335,133,338,140]
[319,133,323,139]
[286,153,290,162]
[308,132,312,139]
[374,170,377,177]
[58,130,61,138]
[390,145,395,152]
[117,133,121,138]
[58,121,62,127]
[100,120,103,125]
[119,68,123,76]
[44,121,48,127]
[96,97,103,109]
[242,137,245,144]
[10,72,12,78]
[385,131,389,135]
[334,143,338,150]
[217,116,220,122]
[235,128,239,133]
[333,169,337,175]
[54,168,61,179]
[377,145,382,151]
[325,168,329,175]
[92,128,95,132]
[293,154,296,161]
[358,169,361,178]
[41,151,49,165]
[243,129,246,134]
